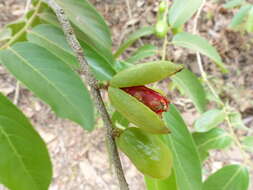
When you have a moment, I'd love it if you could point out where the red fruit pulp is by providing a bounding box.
[121,86,169,115]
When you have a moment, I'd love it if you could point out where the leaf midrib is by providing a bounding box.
[169,136,197,190]
[222,166,243,190]
[8,47,84,122]
[170,0,202,26]
[28,29,76,58]
[0,116,39,190]
[173,40,221,64]
[198,134,230,149]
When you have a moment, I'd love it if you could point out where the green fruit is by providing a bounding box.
[155,20,169,38]
[110,61,183,88]
[158,1,167,14]
[108,87,170,134]
[116,127,172,179]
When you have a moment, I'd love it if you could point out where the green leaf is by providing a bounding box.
[5,19,27,42]
[172,69,207,113]
[0,42,94,131]
[0,28,12,42]
[27,24,115,80]
[169,0,203,28]
[109,87,169,134]
[242,136,253,152]
[229,5,252,29]
[172,32,228,73]
[6,19,26,36]
[228,112,248,131]
[112,111,129,128]
[114,60,134,72]
[56,0,114,64]
[194,109,226,132]
[25,7,43,27]
[75,27,115,69]
[193,128,232,161]
[145,171,177,190]
[203,165,249,190]
[0,93,52,190]
[27,24,79,68]
[198,150,209,162]
[80,42,116,80]
[111,61,183,88]
[163,105,202,190]
[193,128,232,151]
[223,0,245,9]
[245,6,253,32]
[38,10,60,28]
[126,44,158,63]
[114,26,154,58]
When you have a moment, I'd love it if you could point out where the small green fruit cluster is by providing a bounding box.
[155,1,169,38]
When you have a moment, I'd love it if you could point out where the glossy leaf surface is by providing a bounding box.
[193,128,233,161]
[169,0,203,28]
[172,32,227,72]
[193,128,232,151]
[109,87,169,134]
[194,109,226,132]
[28,24,116,80]
[163,105,202,190]
[0,93,52,190]
[110,61,183,88]
[145,171,177,190]
[229,5,252,29]
[117,127,172,179]
[126,44,158,63]
[172,69,207,113]
[203,165,249,190]
[0,42,94,131]
[242,136,253,152]
[27,24,79,68]
[56,0,114,64]
[245,6,253,32]
[112,111,129,128]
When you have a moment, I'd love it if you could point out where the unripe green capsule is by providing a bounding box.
[110,61,183,88]
[108,87,170,134]
[155,20,169,38]
[116,127,172,179]
[158,1,167,14]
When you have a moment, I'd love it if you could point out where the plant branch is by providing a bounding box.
[24,0,32,16]
[162,34,168,60]
[125,0,132,19]
[193,0,253,168]
[45,0,129,189]
[192,0,205,35]
[161,0,169,60]
[193,0,223,106]
[13,82,20,105]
